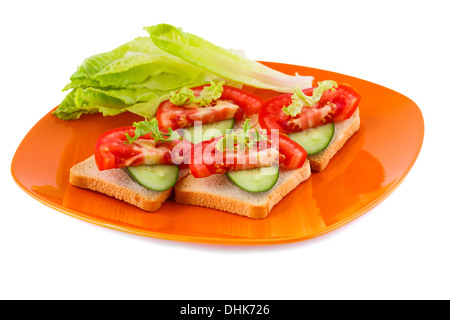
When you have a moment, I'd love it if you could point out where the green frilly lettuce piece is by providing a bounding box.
[169,81,224,107]
[282,80,338,117]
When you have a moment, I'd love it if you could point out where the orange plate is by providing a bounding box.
[11,62,424,245]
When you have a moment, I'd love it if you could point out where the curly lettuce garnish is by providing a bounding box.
[216,119,267,151]
[282,80,338,117]
[169,81,224,107]
[125,118,180,144]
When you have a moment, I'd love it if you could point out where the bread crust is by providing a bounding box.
[308,108,360,171]
[174,160,311,219]
[69,155,173,211]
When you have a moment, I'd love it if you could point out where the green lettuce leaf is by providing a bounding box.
[125,118,180,144]
[169,81,224,107]
[54,87,170,119]
[124,93,170,119]
[282,80,338,117]
[90,53,212,89]
[54,34,219,120]
[216,119,267,152]
[146,24,313,92]
[68,37,158,85]
[54,24,315,121]
[53,90,85,120]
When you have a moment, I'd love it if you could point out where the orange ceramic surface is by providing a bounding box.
[11,62,424,245]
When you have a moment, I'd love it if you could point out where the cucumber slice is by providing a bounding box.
[184,118,235,144]
[288,122,334,155]
[124,165,179,191]
[226,166,279,193]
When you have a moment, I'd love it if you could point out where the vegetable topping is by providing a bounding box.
[259,82,361,134]
[156,83,264,131]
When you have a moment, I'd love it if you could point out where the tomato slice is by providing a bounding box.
[157,84,264,131]
[322,85,361,122]
[258,84,361,134]
[277,133,307,169]
[95,126,185,171]
[188,131,307,178]
[214,85,263,117]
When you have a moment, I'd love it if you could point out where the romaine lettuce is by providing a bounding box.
[54,24,313,121]
[54,35,216,120]
[146,24,313,92]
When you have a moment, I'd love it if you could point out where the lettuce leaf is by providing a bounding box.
[146,24,313,92]
[169,81,224,107]
[54,87,170,119]
[67,37,159,85]
[54,34,219,120]
[54,24,314,121]
[216,119,267,152]
[282,80,338,117]
[125,118,180,144]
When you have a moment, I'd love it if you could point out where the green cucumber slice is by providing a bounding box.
[226,166,279,193]
[288,122,334,155]
[184,118,235,144]
[124,165,179,191]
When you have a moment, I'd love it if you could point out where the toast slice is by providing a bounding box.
[174,159,311,219]
[69,155,187,211]
[308,108,360,172]
[236,109,360,172]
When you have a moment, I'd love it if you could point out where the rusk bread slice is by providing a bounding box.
[308,108,360,172]
[174,160,311,219]
[69,155,185,211]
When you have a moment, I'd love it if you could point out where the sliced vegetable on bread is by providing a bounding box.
[184,118,235,144]
[173,120,311,218]
[225,166,279,193]
[156,81,264,143]
[95,118,186,171]
[175,160,310,219]
[288,122,334,155]
[187,119,307,179]
[124,165,180,191]
[70,118,191,210]
[69,155,183,212]
[258,80,361,171]
[63,24,364,219]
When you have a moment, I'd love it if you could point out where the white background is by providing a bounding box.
[1,0,449,300]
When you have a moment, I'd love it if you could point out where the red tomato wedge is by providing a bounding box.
[95,126,187,171]
[258,84,361,134]
[157,84,264,131]
[188,131,307,178]
[277,133,308,169]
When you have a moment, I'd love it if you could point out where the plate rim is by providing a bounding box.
[11,62,425,245]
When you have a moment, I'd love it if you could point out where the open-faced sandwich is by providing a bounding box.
[258,80,361,172]
[70,80,360,219]
[60,24,361,219]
